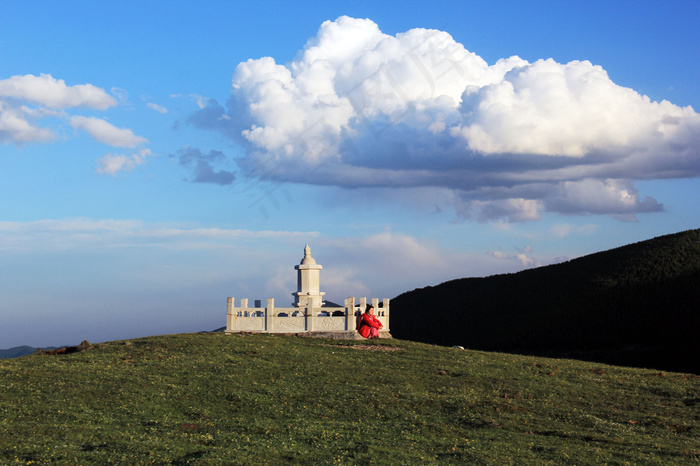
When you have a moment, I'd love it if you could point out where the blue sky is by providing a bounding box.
[1,1,699,348]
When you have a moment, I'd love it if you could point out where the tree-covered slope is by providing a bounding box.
[391,229,700,374]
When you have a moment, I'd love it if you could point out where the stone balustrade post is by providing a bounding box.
[383,298,390,329]
[346,297,356,331]
[266,298,274,332]
[241,298,249,317]
[226,297,234,332]
[306,305,313,331]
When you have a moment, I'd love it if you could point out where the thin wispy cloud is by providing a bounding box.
[147,102,168,114]
[0,218,319,252]
[550,223,598,239]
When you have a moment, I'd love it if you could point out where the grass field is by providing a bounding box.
[1,333,698,464]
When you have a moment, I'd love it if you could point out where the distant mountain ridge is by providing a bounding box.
[0,346,37,359]
[0,345,59,359]
[391,229,700,374]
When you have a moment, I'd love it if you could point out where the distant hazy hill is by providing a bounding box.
[0,345,60,359]
[0,346,37,359]
[391,229,700,374]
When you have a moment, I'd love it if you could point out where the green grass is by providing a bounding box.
[1,333,698,464]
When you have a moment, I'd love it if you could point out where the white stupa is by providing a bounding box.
[292,244,325,308]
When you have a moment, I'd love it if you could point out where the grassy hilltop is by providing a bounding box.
[391,229,700,374]
[1,333,699,464]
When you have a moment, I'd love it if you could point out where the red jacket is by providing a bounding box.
[358,312,383,338]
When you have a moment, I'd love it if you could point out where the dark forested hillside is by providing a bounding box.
[391,229,700,374]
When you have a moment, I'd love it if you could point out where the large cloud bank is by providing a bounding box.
[192,16,700,221]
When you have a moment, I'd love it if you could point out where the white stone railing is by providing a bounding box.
[226,297,390,336]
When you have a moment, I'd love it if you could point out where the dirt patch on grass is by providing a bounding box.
[332,345,404,352]
[34,340,94,356]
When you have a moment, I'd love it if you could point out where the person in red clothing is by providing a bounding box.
[357,304,383,338]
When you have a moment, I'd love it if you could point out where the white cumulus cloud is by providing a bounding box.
[96,149,153,175]
[190,16,700,222]
[0,74,154,173]
[0,74,116,145]
[0,73,116,109]
[488,245,542,268]
[0,101,56,143]
[71,115,148,147]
